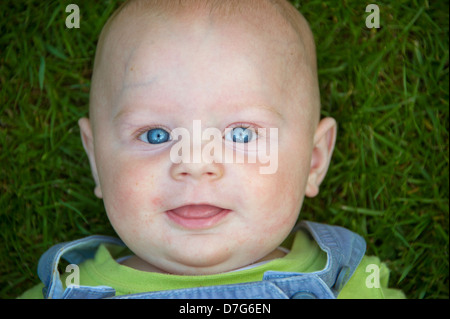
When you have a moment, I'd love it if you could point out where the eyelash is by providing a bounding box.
[225,123,261,138]
[134,123,263,143]
[135,125,171,141]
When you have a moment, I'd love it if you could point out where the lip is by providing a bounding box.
[165,204,231,230]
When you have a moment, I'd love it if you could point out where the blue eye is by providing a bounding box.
[140,128,171,144]
[225,127,255,143]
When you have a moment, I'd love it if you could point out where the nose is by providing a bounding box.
[170,161,224,181]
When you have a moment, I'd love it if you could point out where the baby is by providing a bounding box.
[20,0,404,299]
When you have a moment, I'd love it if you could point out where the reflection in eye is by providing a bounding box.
[139,128,171,144]
[225,127,256,143]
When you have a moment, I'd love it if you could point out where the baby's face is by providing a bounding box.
[83,11,325,274]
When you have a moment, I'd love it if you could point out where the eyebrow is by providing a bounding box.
[112,98,285,126]
[256,104,284,121]
[112,103,168,124]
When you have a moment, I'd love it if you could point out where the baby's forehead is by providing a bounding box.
[99,0,314,64]
[90,0,319,122]
[109,0,308,32]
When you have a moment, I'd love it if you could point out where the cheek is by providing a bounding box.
[248,147,310,232]
[104,166,142,223]
[98,155,163,223]
[262,156,308,206]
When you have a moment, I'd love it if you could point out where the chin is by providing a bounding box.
[157,249,247,276]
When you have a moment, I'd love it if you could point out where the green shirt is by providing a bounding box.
[18,230,405,299]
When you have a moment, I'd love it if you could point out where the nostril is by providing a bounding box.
[171,163,223,181]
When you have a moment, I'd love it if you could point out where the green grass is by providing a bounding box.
[1,0,448,299]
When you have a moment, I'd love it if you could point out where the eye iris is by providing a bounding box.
[147,128,169,144]
[232,127,252,143]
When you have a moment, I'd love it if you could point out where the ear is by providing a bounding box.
[305,117,337,198]
[78,118,103,198]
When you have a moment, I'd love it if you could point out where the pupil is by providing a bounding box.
[148,129,169,144]
[233,127,251,143]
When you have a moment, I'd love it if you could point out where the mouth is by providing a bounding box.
[165,204,231,230]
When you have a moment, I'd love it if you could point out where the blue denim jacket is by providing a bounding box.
[37,221,366,299]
